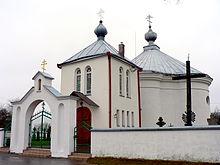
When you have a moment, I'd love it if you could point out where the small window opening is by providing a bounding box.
[116,110,120,127]
[122,110,125,127]
[119,67,124,96]
[131,112,134,127]
[38,79,42,91]
[127,111,130,127]
[76,69,81,92]
[86,67,92,95]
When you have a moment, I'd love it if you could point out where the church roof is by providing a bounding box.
[70,91,99,107]
[57,20,140,69]
[44,85,63,97]
[61,39,118,64]
[32,71,54,80]
[132,26,202,75]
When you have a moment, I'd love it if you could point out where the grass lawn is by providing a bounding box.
[87,157,220,165]
[31,140,50,148]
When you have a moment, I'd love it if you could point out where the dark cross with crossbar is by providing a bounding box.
[172,57,206,126]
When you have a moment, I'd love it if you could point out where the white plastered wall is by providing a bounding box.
[0,129,4,147]
[91,127,220,163]
[140,73,212,127]
[60,56,140,129]
[111,58,139,128]
[10,74,77,158]
[60,56,109,128]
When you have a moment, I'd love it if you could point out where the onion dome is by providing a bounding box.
[132,25,202,75]
[94,20,108,40]
[145,25,157,44]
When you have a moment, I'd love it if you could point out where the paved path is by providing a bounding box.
[0,152,89,165]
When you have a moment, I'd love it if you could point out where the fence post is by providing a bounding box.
[0,128,4,147]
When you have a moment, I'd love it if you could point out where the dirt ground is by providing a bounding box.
[87,157,220,165]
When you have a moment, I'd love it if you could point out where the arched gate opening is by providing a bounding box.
[28,101,51,149]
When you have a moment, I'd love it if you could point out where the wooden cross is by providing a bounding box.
[41,59,47,72]
[146,14,153,27]
[172,58,206,126]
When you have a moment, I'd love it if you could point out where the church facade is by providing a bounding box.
[57,21,141,129]
[10,20,212,157]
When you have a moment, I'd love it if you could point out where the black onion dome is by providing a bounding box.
[145,25,157,43]
[94,20,108,39]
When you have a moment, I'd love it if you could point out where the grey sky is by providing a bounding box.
[0,0,220,111]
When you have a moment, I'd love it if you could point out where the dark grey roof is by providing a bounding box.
[32,71,54,80]
[132,26,202,75]
[61,39,118,64]
[57,38,141,69]
[70,91,99,107]
[57,21,141,69]
[132,44,201,75]
[44,85,63,97]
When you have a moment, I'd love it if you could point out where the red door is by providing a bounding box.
[76,107,92,153]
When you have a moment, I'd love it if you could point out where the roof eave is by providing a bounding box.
[57,53,106,69]
[58,53,142,70]
[111,54,142,70]
[32,71,54,80]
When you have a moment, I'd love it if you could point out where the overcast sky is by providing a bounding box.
[0,0,220,111]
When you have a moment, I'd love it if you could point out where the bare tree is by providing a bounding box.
[207,107,220,125]
[0,106,11,128]
[0,98,20,128]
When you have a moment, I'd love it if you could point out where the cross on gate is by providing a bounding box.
[41,59,47,72]
[172,58,206,126]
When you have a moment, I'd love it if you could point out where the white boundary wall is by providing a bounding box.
[91,126,220,163]
[0,129,4,147]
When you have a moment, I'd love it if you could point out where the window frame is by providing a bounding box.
[116,110,120,127]
[85,66,92,95]
[38,79,42,91]
[119,67,124,97]
[131,112,134,127]
[126,70,131,98]
[122,110,125,127]
[75,68,81,92]
[127,111,130,127]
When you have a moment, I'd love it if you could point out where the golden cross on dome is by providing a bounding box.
[41,59,47,72]
[146,14,153,27]
[97,8,104,20]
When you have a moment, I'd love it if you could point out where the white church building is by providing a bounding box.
[9,20,212,158]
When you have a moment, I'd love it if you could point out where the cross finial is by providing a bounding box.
[42,102,45,111]
[41,59,47,72]
[97,8,104,20]
[146,14,153,27]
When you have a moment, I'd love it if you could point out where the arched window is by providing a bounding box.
[75,68,81,92]
[119,67,124,96]
[85,66,92,95]
[38,79,41,91]
[126,70,130,98]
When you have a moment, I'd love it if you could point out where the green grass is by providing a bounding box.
[87,157,220,165]
[31,140,50,148]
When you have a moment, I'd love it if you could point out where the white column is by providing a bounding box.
[0,129,4,147]
[66,99,77,155]
[51,99,77,158]
[10,106,20,152]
